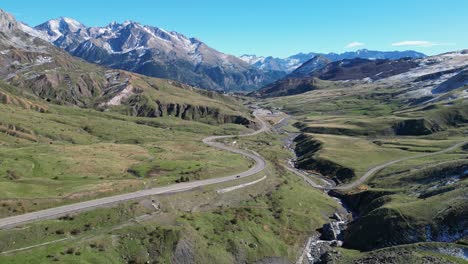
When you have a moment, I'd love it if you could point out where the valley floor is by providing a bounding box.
[0,107,339,263]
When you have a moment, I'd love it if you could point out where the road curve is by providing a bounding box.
[275,114,467,191]
[0,110,269,230]
[286,139,466,191]
[333,140,468,190]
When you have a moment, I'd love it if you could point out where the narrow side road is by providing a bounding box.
[286,139,467,191]
[334,140,467,190]
[277,114,467,191]
[0,110,269,230]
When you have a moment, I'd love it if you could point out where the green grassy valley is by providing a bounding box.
[0,4,467,264]
[0,90,257,216]
[0,119,339,263]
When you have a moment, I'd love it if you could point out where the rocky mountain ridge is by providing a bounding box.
[0,10,252,126]
[30,17,281,92]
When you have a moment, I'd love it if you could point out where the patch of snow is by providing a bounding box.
[19,23,50,41]
[383,53,468,82]
[239,55,266,65]
[61,17,84,31]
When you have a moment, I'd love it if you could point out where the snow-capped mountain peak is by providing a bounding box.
[35,17,86,41]
[240,54,266,65]
[29,16,279,91]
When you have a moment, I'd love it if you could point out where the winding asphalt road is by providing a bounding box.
[0,110,269,230]
[0,108,463,229]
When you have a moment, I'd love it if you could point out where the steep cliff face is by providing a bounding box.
[392,118,441,136]
[342,192,468,251]
[119,94,252,126]
[294,134,355,183]
[339,162,468,251]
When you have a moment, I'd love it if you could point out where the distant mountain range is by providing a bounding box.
[254,51,468,98]
[240,49,426,73]
[27,17,282,92]
[11,14,430,93]
[294,57,419,81]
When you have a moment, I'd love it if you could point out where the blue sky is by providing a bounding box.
[2,0,466,57]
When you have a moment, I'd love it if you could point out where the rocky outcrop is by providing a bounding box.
[0,9,18,33]
[121,94,253,126]
[297,124,366,137]
[337,187,468,251]
[287,56,331,78]
[305,211,351,263]
[0,122,38,142]
[171,239,195,264]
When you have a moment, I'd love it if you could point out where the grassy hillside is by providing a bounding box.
[0,123,338,263]
[0,81,260,217]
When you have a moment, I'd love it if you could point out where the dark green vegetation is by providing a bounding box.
[253,78,325,98]
[294,134,356,183]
